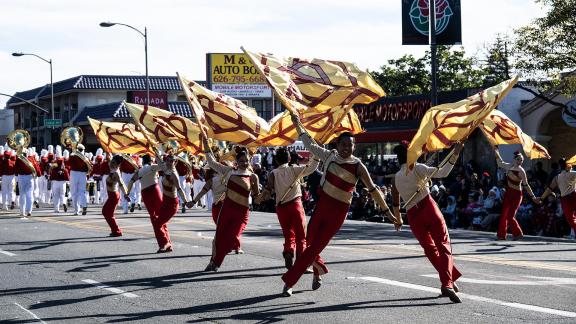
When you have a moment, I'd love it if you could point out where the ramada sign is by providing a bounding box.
[127,91,168,109]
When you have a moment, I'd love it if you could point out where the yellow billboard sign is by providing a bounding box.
[207,53,271,98]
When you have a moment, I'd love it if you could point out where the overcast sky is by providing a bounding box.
[0,0,544,108]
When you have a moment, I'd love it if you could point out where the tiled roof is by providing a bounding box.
[75,101,193,123]
[7,75,206,105]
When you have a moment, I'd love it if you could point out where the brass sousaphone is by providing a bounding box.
[60,126,92,173]
[7,129,37,176]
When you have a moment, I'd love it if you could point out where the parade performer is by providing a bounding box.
[281,114,400,297]
[38,149,50,204]
[203,139,261,271]
[263,147,319,269]
[541,157,576,235]
[119,154,138,213]
[153,153,193,252]
[102,155,130,237]
[69,144,91,215]
[100,153,111,204]
[91,149,105,204]
[192,158,206,208]
[126,154,164,244]
[50,147,69,213]
[191,152,243,254]
[495,149,540,240]
[392,142,463,303]
[1,145,16,210]
[15,148,42,217]
[175,153,192,213]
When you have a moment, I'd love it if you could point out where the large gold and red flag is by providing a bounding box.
[243,48,385,115]
[480,110,550,159]
[407,76,519,169]
[124,103,204,155]
[252,106,363,147]
[567,155,576,165]
[88,117,155,155]
[178,75,270,145]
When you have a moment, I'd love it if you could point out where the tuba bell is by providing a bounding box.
[61,126,92,173]
[8,129,37,176]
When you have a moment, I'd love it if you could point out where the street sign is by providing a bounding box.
[44,119,62,127]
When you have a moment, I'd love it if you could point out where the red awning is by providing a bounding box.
[355,129,417,143]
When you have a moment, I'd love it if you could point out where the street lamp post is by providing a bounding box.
[11,52,54,146]
[99,22,149,107]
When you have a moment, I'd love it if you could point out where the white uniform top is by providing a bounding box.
[211,173,227,204]
[557,170,576,197]
[394,162,456,210]
[137,164,161,190]
[272,160,319,204]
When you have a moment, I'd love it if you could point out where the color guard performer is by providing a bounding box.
[126,154,164,246]
[153,153,193,252]
[203,138,261,271]
[392,142,463,303]
[281,114,400,297]
[102,155,130,237]
[495,149,541,241]
[261,147,319,269]
[541,157,576,236]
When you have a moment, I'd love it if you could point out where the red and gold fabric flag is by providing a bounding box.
[566,155,576,166]
[124,103,204,155]
[88,117,155,155]
[480,110,550,159]
[178,75,270,145]
[252,107,363,147]
[407,76,519,169]
[243,48,385,115]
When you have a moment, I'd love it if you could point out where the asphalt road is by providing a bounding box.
[0,203,575,323]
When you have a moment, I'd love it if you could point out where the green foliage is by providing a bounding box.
[513,0,576,94]
[370,46,487,96]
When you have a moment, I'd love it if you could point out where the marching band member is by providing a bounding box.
[153,153,193,252]
[39,149,51,204]
[50,147,69,213]
[392,142,463,303]
[102,155,130,237]
[495,149,541,240]
[541,158,576,236]
[175,153,192,213]
[0,145,16,210]
[69,144,92,215]
[15,148,42,217]
[263,147,319,269]
[203,138,261,271]
[91,149,105,204]
[280,114,400,297]
[100,153,111,203]
[192,157,206,208]
[119,154,138,213]
[31,148,41,208]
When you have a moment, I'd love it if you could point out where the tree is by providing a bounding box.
[371,46,487,96]
[514,0,576,93]
[480,35,513,87]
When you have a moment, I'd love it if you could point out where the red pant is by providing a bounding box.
[282,191,346,288]
[212,201,241,250]
[498,188,523,239]
[561,192,576,232]
[153,195,178,248]
[276,197,307,257]
[212,198,249,267]
[142,184,162,222]
[102,191,121,235]
[407,194,461,289]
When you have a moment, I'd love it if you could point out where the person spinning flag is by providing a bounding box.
[281,113,401,297]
